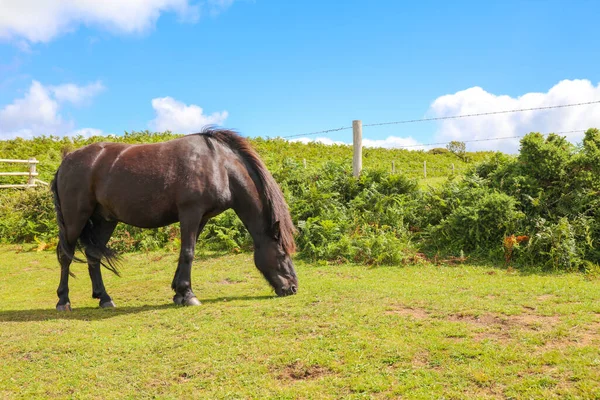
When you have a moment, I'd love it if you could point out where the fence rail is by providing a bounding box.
[0,158,48,189]
[0,158,40,164]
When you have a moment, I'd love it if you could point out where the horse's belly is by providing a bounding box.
[96,189,179,228]
[115,209,178,228]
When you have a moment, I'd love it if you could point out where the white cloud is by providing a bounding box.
[0,81,67,139]
[206,0,236,16]
[0,0,201,43]
[14,39,32,53]
[149,96,228,133]
[429,79,600,153]
[363,136,424,150]
[50,81,105,106]
[0,80,104,139]
[71,128,105,138]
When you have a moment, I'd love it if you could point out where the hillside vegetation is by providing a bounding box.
[1,129,599,273]
[0,131,488,184]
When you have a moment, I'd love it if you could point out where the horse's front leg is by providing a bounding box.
[172,210,204,306]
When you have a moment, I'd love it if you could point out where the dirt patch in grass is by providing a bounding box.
[448,313,503,325]
[537,294,557,301]
[452,312,599,350]
[386,308,597,348]
[446,312,562,342]
[543,320,600,351]
[585,319,600,334]
[512,313,559,332]
[411,352,441,370]
[277,361,333,381]
[411,353,429,368]
[465,314,598,351]
[448,312,560,329]
[385,306,429,320]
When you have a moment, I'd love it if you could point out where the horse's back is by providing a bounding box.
[58,136,233,228]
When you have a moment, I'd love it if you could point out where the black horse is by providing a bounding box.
[51,128,298,311]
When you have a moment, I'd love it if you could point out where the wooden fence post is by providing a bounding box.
[303,158,307,169]
[423,160,427,178]
[28,158,36,187]
[0,158,44,189]
[452,163,455,175]
[392,161,395,174]
[353,120,362,178]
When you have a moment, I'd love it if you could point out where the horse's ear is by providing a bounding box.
[272,220,281,241]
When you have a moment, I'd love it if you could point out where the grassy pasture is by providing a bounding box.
[1,246,599,399]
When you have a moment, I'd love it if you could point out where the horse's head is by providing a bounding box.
[254,221,298,297]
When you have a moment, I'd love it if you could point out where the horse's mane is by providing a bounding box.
[198,127,296,254]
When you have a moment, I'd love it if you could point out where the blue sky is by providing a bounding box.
[1,0,600,152]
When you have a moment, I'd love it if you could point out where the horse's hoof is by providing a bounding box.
[56,303,72,312]
[184,296,201,306]
[100,300,116,308]
[173,294,184,305]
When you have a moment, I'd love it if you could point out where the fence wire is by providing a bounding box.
[276,99,600,148]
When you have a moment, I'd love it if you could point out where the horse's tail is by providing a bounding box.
[78,221,121,277]
[51,168,80,277]
[51,167,121,277]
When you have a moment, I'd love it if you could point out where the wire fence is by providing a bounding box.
[384,129,587,150]
[276,99,600,149]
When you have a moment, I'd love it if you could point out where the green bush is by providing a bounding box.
[446,141,467,159]
[466,130,600,270]
[426,178,523,254]
[515,217,593,272]
[429,148,450,155]
[0,188,57,244]
[200,210,253,252]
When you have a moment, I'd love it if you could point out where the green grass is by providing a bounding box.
[417,176,452,189]
[1,246,599,399]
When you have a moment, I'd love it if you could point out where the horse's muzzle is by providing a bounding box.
[276,284,298,297]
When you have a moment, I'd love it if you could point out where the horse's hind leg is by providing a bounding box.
[85,217,118,308]
[55,194,97,311]
[56,213,93,311]
[56,242,76,311]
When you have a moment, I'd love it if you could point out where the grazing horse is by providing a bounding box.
[51,128,298,311]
